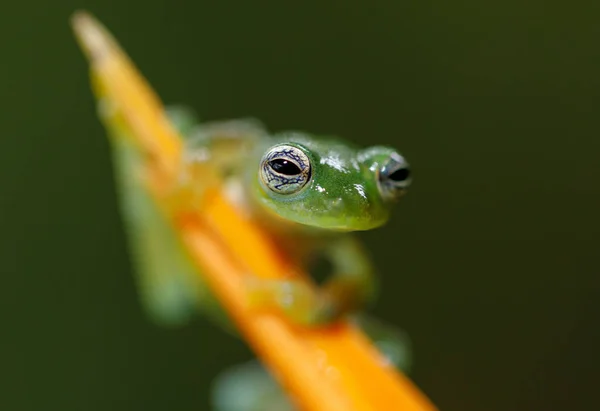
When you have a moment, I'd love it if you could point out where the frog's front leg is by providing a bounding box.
[247,235,377,325]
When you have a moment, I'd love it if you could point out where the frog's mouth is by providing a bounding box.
[292,213,390,232]
[254,192,391,233]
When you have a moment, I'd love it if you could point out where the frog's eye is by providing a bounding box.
[378,152,411,199]
[259,144,311,194]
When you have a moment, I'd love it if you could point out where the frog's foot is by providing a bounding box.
[351,314,413,373]
[245,277,349,326]
[212,359,295,411]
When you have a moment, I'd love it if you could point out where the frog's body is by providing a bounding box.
[176,110,412,324]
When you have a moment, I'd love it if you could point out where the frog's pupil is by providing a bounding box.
[388,168,410,182]
[269,158,302,175]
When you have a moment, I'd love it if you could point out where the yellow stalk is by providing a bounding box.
[71,11,438,411]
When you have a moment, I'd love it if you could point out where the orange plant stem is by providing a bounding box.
[71,11,438,411]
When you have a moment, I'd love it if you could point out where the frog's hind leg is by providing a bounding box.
[108,105,232,327]
[110,131,214,326]
[212,360,295,411]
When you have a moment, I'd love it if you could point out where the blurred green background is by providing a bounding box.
[2,1,599,410]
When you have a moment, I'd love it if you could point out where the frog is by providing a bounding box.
[112,106,413,410]
[167,107,413,326]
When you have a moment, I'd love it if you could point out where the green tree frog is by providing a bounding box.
[116,104,412,329]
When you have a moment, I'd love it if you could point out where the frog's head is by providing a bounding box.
[251,136,411,232]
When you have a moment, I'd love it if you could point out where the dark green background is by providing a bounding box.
[2,1,599,410]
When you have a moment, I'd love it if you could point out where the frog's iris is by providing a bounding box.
[259,144,312,195]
